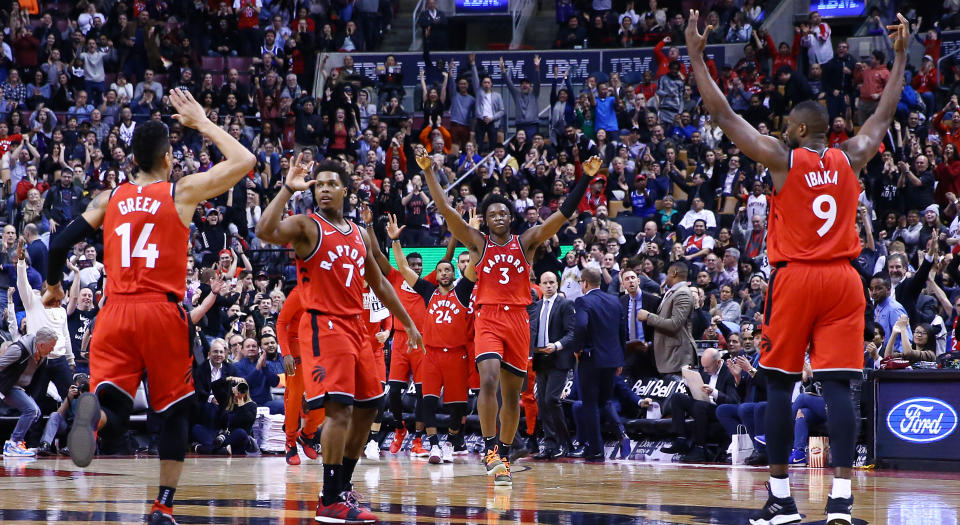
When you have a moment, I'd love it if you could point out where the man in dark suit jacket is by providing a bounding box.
[662,347,740,462]
[529,271,576,459]
[619,268,661,378]
[193,340,237,405]
[570,266,626,461]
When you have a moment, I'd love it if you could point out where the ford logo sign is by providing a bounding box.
[886,397,958,444]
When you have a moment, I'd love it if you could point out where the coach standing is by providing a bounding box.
[638,261,697,379]
[571,267,626,461]
[530,271,576,459]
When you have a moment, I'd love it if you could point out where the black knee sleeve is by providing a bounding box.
[764,374,796,466]
[97,385,133,439]
[446,403,466,433]
[821,379,857,469]
[388,381,405,426]
[422,396,440,429]
[157,401,189,462]
[414,384,424,423]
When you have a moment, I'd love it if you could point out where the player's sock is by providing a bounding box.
[769,475,791,498]
[452,432,465,448]
[483,436,497,454]
[321,464,343,506]
[499,442,511,461]
[428,434,439,447]
[342,457,359,489]
[156,486,176,509]
[822,379,857,469]
[830,477,852,499]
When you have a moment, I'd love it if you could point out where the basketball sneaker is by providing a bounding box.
[441,442,454,463]
[825,494,853,525]
[285,445,301,465]
[148,502,177,524]
[3,440,35,457]
[410,437,430,457]
[363,439,380,461]
[748,483,802,525]
[494,458,512,486]
[298,432,320,460]
[428,445,443,464]
[389,426,407,454]
[788,449,807,465]
[314,496,376,523]
[68,392,100,467]
[484,446,506,476]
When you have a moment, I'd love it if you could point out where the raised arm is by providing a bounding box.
[167,89,256,208]
[842,14,910,174]
[190,277,223,324]
[685,11,789,186]
[254,153,315,256]
[416,149,485,251]
[519,155,598,251]
[386,214,418,287]
[15,241,36,311]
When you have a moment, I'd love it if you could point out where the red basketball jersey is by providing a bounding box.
[424,287,472,348]
[475,235,531,306]
[276,286,304,359]
[767,147,861,264]
[297,213,367,315]
[102,182,189,298]
[386,268,426,333]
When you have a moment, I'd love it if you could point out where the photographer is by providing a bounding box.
[36,373,89,456]
[233,337,282,413]
[190,376,258,455]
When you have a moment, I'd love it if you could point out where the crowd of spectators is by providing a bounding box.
[0,0,956,463]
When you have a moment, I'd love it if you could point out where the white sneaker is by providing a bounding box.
[3,440,35,457]
[441,441,454,463]
[364,439,380,461]
[428,445,443,464]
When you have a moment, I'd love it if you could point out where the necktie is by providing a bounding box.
[538,299,550,347]
[629,297,637,341]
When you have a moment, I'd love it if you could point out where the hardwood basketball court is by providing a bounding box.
[0,454,956,523]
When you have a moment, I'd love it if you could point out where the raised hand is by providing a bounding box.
[284,151,315,192]
[468,207,481,229]
[533,54,541,68]
[169,88,208,130]
[386,213,406,240]
[581,155,604,176]
[360,203,373,225]
[16,238,24,261]
[684,10,712,56]
[887,13,910,54]
[415,149,433,172]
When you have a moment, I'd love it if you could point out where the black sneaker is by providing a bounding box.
[36,441,52,457]
[825,494,853,525]
[748,483,802,525]
[213,434,227,449]
[661,439,691,454]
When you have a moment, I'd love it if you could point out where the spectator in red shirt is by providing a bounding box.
[912,55,938,116]
[827,116,853,148]
[578,174,608,215]
[761,27,801,74]
[654,37,687,79]
[234,0,261,57]
[933,95,960,154]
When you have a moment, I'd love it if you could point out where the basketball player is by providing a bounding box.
[364,210,430,457]
[256,157,422,523]
[42,89,256,525]
[685,11,909,525]
[276,286,325,465]
[361,277,392,460]
[387,214,476,463]
[417,149,600,486]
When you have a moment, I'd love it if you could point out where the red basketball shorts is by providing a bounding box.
[759,260,865,379]
[90,294,193,413]
[299,312,384,408]
[421,345,470,404]
[388,330,424,384]
[474,304,530,376]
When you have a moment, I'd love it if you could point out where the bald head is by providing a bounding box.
[701,347,722,374]
[790,101,829,136]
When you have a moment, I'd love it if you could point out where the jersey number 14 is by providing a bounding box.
[115,222,160,268]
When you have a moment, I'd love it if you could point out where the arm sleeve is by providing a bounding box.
[413,278,437,304]
[559,168,593,218]
[453,277,475,306]
[46,215,95,286]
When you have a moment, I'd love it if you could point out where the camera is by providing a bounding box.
[227,378,249,395]
[73,373,90,393]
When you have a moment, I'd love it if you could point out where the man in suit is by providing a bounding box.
[638,261,697,378]
[193,339,237,406]
[570,267,626,461]
[662,348,740,462]
[619,269,661,378]
[529,271,576,459]
[470,54,506,154]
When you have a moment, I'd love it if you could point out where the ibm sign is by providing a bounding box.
[877,380,960,460]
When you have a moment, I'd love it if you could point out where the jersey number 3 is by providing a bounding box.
[115,223,160,268]
[812,195,837,237]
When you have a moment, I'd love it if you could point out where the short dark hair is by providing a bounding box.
[872,50,885,62]
[131,120,170,174]
[480,193,515,220]
[668,261,689,279]
[436,259,454,271]
[312,159,349,186]
[791,100,830,136]
[406,252,423,261]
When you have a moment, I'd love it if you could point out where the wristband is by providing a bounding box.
[283,183,296,194]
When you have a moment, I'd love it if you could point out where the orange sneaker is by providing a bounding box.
[494,457,512,486]
[484,446,506,476]
[389,426,407,454]
[410,436,430,457]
